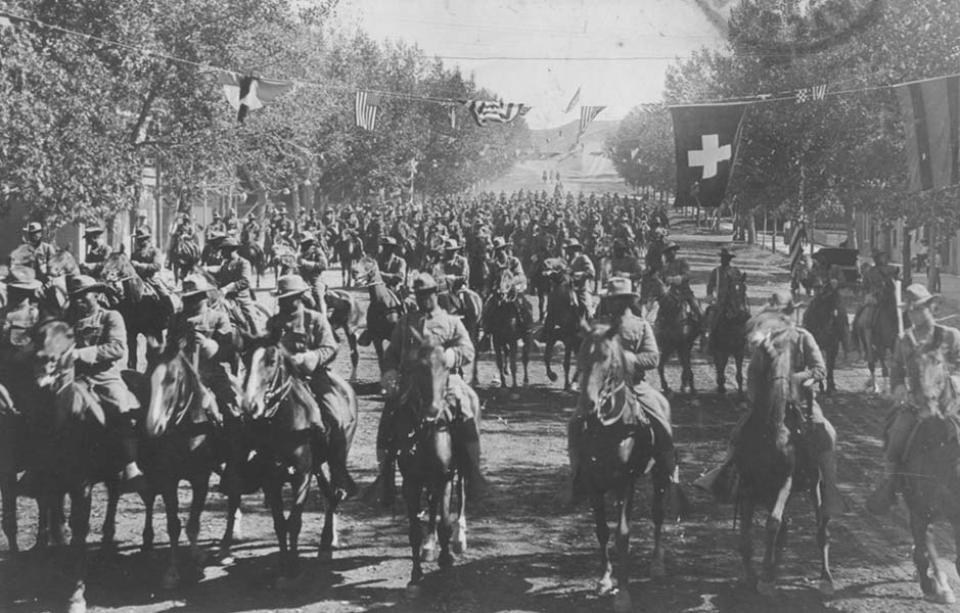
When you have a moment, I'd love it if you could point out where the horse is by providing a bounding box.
[269,242,298,283]
[705,271,750,394]
[29,319,139,613]
[733,314,836,597]
[529,252,561,322]
[167,232,201,284]
[802,287,850,395]
[239,238,266,288]
[393,327,476,597]
[572,324,675,613]
[100,253,173,371]
[467,246,491,295]
[134,352,221,589]
[898,348,960,604]
[852,277,902,392]
[240,344,358,581]
[324,288,361,380]
[485,270,531,388]
[655,286,700,395]
[543,266,590,390]
[351,256,406,372]
[334,229,365,288]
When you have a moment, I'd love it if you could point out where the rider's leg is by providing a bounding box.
[866,409,916,514]
[455,416,487,499]
[373,397,399,506]
[97,383,146,492]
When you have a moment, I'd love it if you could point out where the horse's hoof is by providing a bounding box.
[452,537,467,555]
[931,588,957,605]
[818,579,835,597]
[405,583,422,599]
[650,557,666,578]
[756,580,776,596]
[161,566,181,590]
[596,577,616,596]
[438,552,454,569]
[716,385,726,394]
[67,595,87,613]
[546,371,558,382]
[613,589,632,613]
[421,546,438,563]
[317,548,333,562]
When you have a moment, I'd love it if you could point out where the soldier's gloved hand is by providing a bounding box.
[892,384,909,406]
[74,346,99,365]
[442,348,458,369]
[290,351,320,373]
[197,337,219,359]
[381,369,399,396]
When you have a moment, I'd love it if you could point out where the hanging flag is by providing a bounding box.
[795,84,827,104]
[355,91,380,130]
[669,102,748,208]
[218,72,294,123]
[895,75,960,192]
[579,106,606,135]
[465,100,530,127]
[564,86,581,113]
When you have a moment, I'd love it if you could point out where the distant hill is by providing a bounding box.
[529,119,618,158]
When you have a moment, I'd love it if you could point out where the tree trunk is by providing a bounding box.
[901,226,913,286]
[747,209,756,244]
[845,204,858,249]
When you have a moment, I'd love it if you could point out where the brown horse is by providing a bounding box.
[352,256,406,372]
[705,271,750,394]
[529,252,561,322]
[485,270,531,388]
[241,345,358,581]
[734,315,835,597]
[138,352,221,589]
[543,265,591,390]
[853,278,902,392]
[393,327,476,597]
[655,286,700,395]
[167,232,201,283]
[335,229,365,288]
[572,324,674,613]
[898,348,960,604]
[802,287,849,395]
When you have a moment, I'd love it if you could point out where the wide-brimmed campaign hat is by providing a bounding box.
[274,274,309,299]
[564,239,582,251]
[719,248,736,260]
[83,227,105,238]
[299,235,317,247]
[134,227,152,240]
[662,241,679,253]
[21,222,42,234]
[766,291,799,314]
[412,273,439,294]
[492,237,511,250]
[603,277,637,298]
[179,274,214,298]
[380,236,398,247]
[68,275,109,297]
[219,236,241,250]
[442,238,460,252]
[901,283,938,309]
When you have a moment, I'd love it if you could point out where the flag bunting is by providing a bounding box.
[218,72,294,123]
[465,100,530,127]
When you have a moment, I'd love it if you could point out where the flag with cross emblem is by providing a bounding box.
[669,102,748,208]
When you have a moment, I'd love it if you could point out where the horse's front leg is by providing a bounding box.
[734,354,745,395]
[509,340,518,389]
[284,470,309,581]
[346,327,359,382]
[810,486,834,596]
[0,472,18,553]
[563,344,573,391]
[592,489,614,596]
[437,477,455,570]
[494,340,507,388]
[315,469,340,558]
[681,342,695,394]
[67,484,94,613]
[374,339,386,377]
[101,479,120,554]
[127,329,139,371]
[521,334,530,387]
[186,472,210,572]
[452,475,467,555]
[650,461,670,579]
[403,478,426,598]
[160,485,183,589]
[738,494,757,589]
[544,330,558,382]
[757,476,792,596]
[612,478,636,613]
[715,352,728,394]
[658,353,670,395]
[264,476,289,581]
[913,513,955,603]
[824,346,837,395]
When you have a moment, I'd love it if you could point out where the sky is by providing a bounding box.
[333,0,727,129]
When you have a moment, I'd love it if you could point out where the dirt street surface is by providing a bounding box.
[2,219,957,613]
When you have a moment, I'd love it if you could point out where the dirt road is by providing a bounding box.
[1,221,955,613]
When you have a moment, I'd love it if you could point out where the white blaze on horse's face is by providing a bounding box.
[919,352,948,416]
[146,362,171,437]
[243,347,269,420]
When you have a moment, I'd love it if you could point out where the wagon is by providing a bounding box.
[813,247,861,287]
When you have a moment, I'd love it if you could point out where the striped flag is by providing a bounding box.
[355,91,380,130]
[896,75,960,192]
[579,105,606,133]
[789,221,807,275]
[465,100,530,127]
[564,86,581,113]
[218,72,294,123]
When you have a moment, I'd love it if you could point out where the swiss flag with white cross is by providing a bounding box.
[669,102,748,208]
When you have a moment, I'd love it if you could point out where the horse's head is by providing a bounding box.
[577,324,630,425]
[243,344,299,421]
[351,255,380,286]
[746,321,800,446]
[917,350,953,418]
[48,248,79,278]
[31,319,76,391]
[494,269,515,299]
[100,253,136,300]
[146,352,212,437]
[399,328,449,421]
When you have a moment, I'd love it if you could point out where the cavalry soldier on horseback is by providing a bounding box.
[858,249,899,323]
[660,241,702,323]
[481,237,532,332]
[866,284,960,515]
[434,238,470,314]
[208,237,258,334]
[241,214,261,245]
[704,248,741,341]
[267,274,355,498]
[66,274,145,492]
[1,267,41,351]
[14,222,57,285]
[374,273,484,505]
[165,274,237,415]
[80,227,110,278]
[695,292,843,514]
[645,226,668,274]
[564,239,595,319]
[200,231,226,267]
[298,235,329,319]
[376,236,407,294]
[131,210,151,252]
[131,227,173,309]
[568,277,676,499]
[208,212,226,235]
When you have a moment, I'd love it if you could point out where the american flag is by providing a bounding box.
[579,105,606,133]
[355,91,380,130]
[789,221,807,275]
[465,100,530,127]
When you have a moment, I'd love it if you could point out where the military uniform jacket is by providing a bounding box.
[706,264,742,304]
[491,254,526,293]
[863,263,899,297]
[15,241,57,282]
[437,255,470,291]
[82,243,111,276]
[610,311,660,386]
[215,257,253,302]
[892,324,960,414]
[384,306,475,374]
[568,253,596,286]
[377,253,407,289]
[131,244,161,279]
[661,258,692,289]
[167,304,233,363]
[267,307,338,376]
[298,247,328,282]
[71,308,128,384]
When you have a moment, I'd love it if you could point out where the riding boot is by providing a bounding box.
[457,418,488,500]
[325,427,357,501]
[364,403,397,508]
[865,460,899,515]
[818,448,846,516]
[115,416,146,494]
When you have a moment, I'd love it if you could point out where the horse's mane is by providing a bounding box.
[746,324,799,449]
